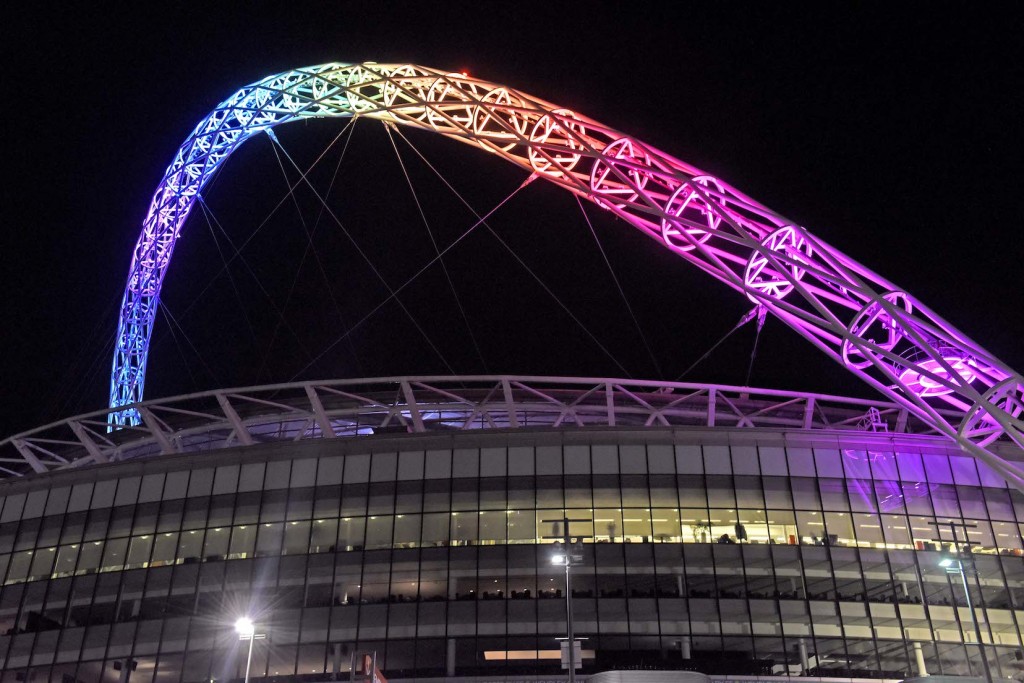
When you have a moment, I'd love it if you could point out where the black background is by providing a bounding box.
[3,2,1022,437]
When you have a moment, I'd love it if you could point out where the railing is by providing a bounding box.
[0,375,963,479]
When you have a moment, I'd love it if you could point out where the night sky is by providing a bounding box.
[3,3,1022,438]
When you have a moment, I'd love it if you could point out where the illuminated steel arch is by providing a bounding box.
[110,62,1024,487]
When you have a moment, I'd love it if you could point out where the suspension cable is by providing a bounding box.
[675,306,762,382]
[288,175,533,382]
[265,128,460,378]
[197,199,257,341]
[391,126,633,379]
[385,124,490,374]
[158,301,223,388]
[175,119,357,324]
[259,123,361,380]
[745,306,768,386]
[574,196,663,377]
[159,302,200,391]
[196,195,313,360]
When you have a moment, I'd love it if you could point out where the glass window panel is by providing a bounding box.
[506,510,534,544]
[150,532,178,566]
[126,535,153,568]
[424,450,451,479]
[393,514,420,548]
[881,514,912,548]
[177,529,204,561]
[228,524,256,559]
[931,484,961,518]
[283,520,310,554]
[895,451,925,482]
[620,444,646,473]
[791,478,820,510]
[203,526,229,560]
[29,546,56,580]
[767,510,797,545]
[851,512,884,547]
[588,444,616,474]
[730,446,759,475]
[421,513,449,547]
[652,509,681,543]
[823,512,854,546]
[922,453,954,484]
[957,485,988,520]
[648,444,674,473]
[965,519,995,549]
[813,448,843,478]
[734,509,767,543]
[595,509,623,542]
[840,449,871,479]
[54,543,80,578]
[450,511,477,545]
[704,445,731,474]
[706,475,734,508]
[818,479,849,511]
[908,515,937,549]
[77,540,103,573]
[59,512,86,545]
[255,523,283,556]
[796,511,825,545]
[786,447,815,476]
[563,444,590,474]
[259,489,288,522]
[622,508,652,541]
[733,475,764,509]
[675,444,703,474]
[44,487,71,516]
[846,479,877,512]
[309,518,337,553]
[100,537,127,571]
[286,488,314,520]
[371,452,398,481]
[762,477,792,509]
[478,511,505,544]
[992,520,1022,551]
[338,517,365,550]
[985,488,1015,521]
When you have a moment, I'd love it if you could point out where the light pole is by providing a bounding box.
[932,521,993,683]
[542,516,591,683]
[236,617,264,683]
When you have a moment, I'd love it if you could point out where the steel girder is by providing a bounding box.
[108,63,1024,488]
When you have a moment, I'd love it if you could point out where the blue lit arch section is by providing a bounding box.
[111,63,1024,488]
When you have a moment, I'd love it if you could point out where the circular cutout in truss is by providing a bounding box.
[473,87,530,152]
[426,74,483,131]
[527,109,586,177]
[381,65,432,119]
[897,353,978,397]
[338,66,384,113]
[660,176,724,252]
[958,377,1024,446]
[743,225,813,303]
[841,291,912,370]
[590,137,651,206]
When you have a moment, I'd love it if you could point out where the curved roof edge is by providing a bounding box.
[0,375,1014,480]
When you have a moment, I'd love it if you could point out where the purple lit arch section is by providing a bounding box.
[110,62,1024,487]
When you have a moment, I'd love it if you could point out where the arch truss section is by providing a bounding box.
[109,62,1024,489]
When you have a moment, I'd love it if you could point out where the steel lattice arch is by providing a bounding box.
[110,62,1024,488]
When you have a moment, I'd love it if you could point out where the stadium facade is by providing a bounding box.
[1,377,1023,683]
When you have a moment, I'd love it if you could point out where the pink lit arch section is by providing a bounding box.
[110,62,1024,487]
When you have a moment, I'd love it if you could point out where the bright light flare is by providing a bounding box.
[236,617,255,636]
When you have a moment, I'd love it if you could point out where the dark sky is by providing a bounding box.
[2,3,1022,437]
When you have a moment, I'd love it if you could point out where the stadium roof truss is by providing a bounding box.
[0,377,985,480]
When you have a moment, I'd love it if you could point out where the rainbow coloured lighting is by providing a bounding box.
[109,63,1024,487]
